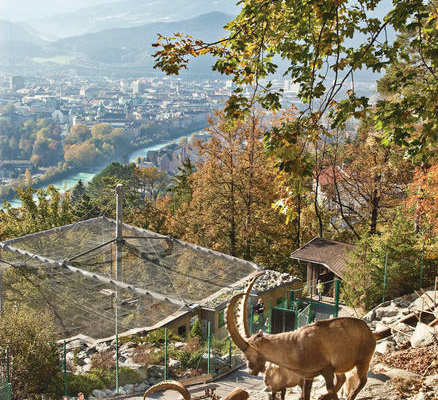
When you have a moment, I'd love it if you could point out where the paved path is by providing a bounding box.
[126,366,266,400]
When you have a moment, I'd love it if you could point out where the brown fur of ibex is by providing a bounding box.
[234,291,308,400]
[264,362,304,400]
[143,380,249,400]
[227,271,376,400]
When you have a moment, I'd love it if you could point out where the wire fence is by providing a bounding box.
[0,383,11,400]
[0,348,10,400]
[57,323,241,399]
[246,279,341,335]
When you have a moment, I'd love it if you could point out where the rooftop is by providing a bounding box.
[290,237,356,278]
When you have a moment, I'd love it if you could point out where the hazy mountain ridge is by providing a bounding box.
[0,0,122,21]
[0,20,45,44]
[0,12,232,77]
[27,0,238,39]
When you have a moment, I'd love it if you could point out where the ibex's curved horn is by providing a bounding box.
[240,271,264,337]
[222,388,249,400]
[227,294,249,352]
[143,380,191,400]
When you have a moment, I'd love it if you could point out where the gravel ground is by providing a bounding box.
[128,362,438,400]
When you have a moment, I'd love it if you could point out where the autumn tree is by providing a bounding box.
[0,186,73,240]
[169,109,301,271]
[406,162,438,237]
[342,208,437,310]
[153,0,438,180]
[322,121,413,238]
[135,166,169,205]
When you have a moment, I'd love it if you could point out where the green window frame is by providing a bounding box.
[218,309,225,328]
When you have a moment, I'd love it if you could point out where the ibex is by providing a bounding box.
[264,362,304,400]
[234,292,308,400]
[143,380,249,400]
[227,271,377,400]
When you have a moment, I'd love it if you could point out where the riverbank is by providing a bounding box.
[1,127,206,209]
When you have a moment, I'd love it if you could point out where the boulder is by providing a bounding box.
[82,363,93,373]
[146,365,165,379]
[86,347,98,356]
[409,291,435,310]
[391,323,413,348]
[123,384,135,394]
[375,305,400,320]
[382,316,399,326]
[410,322,437,348]
[66,339,87,351]
[95,343,109,352]
[375,339,395,354]
[91,389,106,399]
[169,358,181,369]
[363,309,376,323]
[136,382,150,393]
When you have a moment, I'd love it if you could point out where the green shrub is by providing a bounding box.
[0,306,60,400]
[146,328,182,346]
[68,372,105,397]
[189,318,203,339]
[48,372,105,398]
[47,367,141,397]
[118,367,142,386]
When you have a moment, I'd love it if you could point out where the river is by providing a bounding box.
[4,132,198,209]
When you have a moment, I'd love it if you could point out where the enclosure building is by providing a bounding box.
[0,216,300,341]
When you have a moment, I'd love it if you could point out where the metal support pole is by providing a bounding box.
[164,328,168,380]
[419,240,425,289]
[334,279,340,318]
[115,184,123,394]
[6,347,10,384]
[63,340,67,396]
[115,334,119,393]
[382,253,388,302]
[207,322,211,374]
[434,276,438,305]
[308,299,312,324]
[228,338,232,367]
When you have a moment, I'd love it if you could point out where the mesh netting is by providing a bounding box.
[0,217,257,339]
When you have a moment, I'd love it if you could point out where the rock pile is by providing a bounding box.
[62,335,244,399]
[358,289,438,400]
[363,289,438,352]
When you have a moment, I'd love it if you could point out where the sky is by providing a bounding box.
[0,0,121,21]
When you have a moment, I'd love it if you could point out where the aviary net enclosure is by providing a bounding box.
[0,217,257,339]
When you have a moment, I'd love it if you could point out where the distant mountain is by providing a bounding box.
[52,12,232,69]
[0,12,232,77]
[0,0,122,21]
[27,0,238,39]
[0,20,44,44]
[0,20,55,63]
